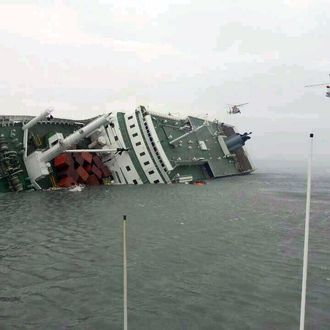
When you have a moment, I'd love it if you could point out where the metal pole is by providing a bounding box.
[123,215,128,330]
[22,109,53,131]
[40,113,111,162]
[64,149,117,153]
[299,133,314,330]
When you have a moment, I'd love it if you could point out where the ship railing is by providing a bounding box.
[146,110,186,121]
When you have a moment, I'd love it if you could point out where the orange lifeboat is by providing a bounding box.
[192,180,206,186]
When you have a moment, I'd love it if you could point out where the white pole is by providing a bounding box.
[123,215,128,330]
[64,149,117,153]
[22,109,53,131]
[299,133,314,330]
[40,113,111,162]
[22,109,53,157]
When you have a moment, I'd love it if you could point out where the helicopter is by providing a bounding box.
[227,103,249,114]
[305,74,330,97]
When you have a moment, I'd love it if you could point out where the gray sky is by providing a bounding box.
[0,0,329,168]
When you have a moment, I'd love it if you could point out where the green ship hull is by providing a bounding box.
[0,106,253,193]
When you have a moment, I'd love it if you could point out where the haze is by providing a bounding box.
[0,0,329,170]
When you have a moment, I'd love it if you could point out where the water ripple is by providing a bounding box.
[1,174,329,329]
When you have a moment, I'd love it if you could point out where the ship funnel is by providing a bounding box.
[225,132,252,153]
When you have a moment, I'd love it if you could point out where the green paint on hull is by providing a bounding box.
[0,117,87,193]
[116,113,148,183]
[150,114,249,180]
[0,111,254,192]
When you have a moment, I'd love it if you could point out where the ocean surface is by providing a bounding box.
[1,170,329,330]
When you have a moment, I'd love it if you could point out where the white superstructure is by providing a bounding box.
[97,107,173,185]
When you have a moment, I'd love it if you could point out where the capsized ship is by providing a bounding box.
[0,106,254,193]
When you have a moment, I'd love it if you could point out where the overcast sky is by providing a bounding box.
[0,0,329,168]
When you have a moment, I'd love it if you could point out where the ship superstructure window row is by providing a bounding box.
[124,113,164,184]
[143,120,167,172]
[134,108,172,183]
[103,115,143,185]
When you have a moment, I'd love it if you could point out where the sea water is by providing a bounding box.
[1,170,329,329]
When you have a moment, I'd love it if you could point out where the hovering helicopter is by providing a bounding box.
[305,74,330,98]
[227,103,248,114]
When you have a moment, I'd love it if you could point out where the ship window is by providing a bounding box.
[114,136,119,141]
[154,179,160,184]
[130,124,135,129]
[133,179,138,185]
[140,152,146,156]
[132,133,138,137]
[128,115,133,120]
[148,170,155,175]
[115,171,121,183]
[126,165,131,172]
[144,161,150,166]
[136,141,141,146]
